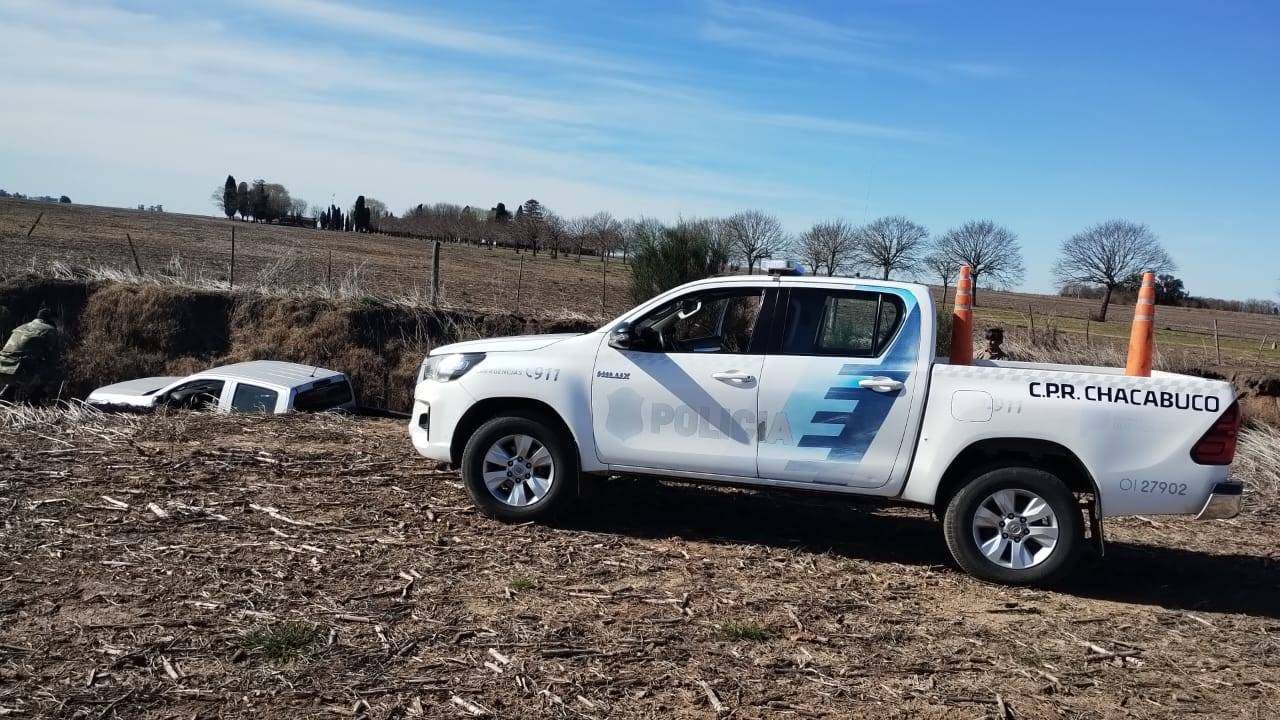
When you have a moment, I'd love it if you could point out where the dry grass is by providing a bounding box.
[1234,423,1280,515]
[0,199,634,318]
[1,410,1278,719]
[995,326,1204,375]
[935,285,1280,350]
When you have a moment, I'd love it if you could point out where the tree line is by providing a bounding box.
[214,175,309,225]
[208,174,1277,319]
[377,199,1193,322]
[1,189,71,203]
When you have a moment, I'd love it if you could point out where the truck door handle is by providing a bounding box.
[712,371,756,385]
[858,376,904,393]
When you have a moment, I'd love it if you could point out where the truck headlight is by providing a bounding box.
[419,353,485,382]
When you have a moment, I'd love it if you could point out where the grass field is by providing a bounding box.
[2,409,1278,719]
[0,199,634,318]
[3,198,1279,368]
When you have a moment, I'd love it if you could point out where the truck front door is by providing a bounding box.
[590,286,770,477]
[756,286,923,489]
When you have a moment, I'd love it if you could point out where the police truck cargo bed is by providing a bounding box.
[408,275,1241,584]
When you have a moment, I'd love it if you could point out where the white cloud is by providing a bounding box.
[248,0,646,74]
[0,0,933,223]
[749,113,941,143]
[700,0,1014,79]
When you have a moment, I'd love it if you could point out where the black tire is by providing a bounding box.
[460,413,577,522]
[942,467,1083,586]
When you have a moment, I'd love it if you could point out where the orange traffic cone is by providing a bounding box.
[950,265,974,365]
[1125,271,1156,376]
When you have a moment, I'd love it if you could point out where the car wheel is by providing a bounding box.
[461,414,576,522]
[942,467,1083,586]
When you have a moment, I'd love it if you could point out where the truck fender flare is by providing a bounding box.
[930,437,1102,514]
[927,437,1106,555]
[450,397,582,468]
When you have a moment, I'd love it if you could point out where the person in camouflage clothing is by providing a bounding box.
[0,307,65,403]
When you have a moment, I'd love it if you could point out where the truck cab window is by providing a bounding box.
[295,379,354,412]
[634,289,764,353]
[165,379,224,409]
[782,289,904,357]
[231,383,279,413]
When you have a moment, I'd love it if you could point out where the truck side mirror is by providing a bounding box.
[609,323,637,350]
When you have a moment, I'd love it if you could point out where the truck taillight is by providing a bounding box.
[1190,401,1240,465]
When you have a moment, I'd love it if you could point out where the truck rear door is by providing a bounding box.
[755,285,926,489]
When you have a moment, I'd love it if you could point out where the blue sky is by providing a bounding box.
[1,0,1276,299]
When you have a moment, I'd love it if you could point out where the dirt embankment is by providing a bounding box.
[0,276,596,410]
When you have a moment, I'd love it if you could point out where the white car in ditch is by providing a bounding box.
[87,360,355,414]
[408,273,1242,585]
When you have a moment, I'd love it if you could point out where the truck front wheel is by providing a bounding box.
[942,467,1083,585]
[460,414,576,522]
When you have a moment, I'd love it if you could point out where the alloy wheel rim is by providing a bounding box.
[481,434,555,507]
[971,488,1060,570]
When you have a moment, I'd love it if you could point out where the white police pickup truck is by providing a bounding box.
[410,274,1241,584]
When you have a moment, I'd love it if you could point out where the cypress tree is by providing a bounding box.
[222,175,237,219]
[354,195,369,233]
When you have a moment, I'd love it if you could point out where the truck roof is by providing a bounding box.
[195,360,345,388]
[705,274,930,293]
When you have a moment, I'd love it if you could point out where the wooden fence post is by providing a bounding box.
[601,256,608,318]
[229,226,236,290]
[26,212,43,238]
[125,233,143,275]
[514,254,524,314]
[1213,319,1222,365]
[1084,318,1090,346]
[430,241,441,307]
[1027,304,1035,344]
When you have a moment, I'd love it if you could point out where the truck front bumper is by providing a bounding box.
[1195,481,1243,520]
[409,379,472,465]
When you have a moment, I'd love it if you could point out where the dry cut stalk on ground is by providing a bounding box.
[1,408,1278,718]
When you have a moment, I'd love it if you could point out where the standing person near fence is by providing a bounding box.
[0,307,65,403]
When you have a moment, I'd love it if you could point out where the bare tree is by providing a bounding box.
[587,212,623,262]
[1052,219,1175,321]
[934,220,1025,305]
[921,248,960,307]
[723,210,787,274]
[566,215,592,261]
[855,215,927,280]
[365,198,390,228]
[625,216,665,266]
[796,219,858,276]
[543,212,567,259]
[707,217,735,272]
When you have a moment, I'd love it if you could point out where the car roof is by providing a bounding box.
[194,361,345,388]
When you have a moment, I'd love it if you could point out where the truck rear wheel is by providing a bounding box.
[942,467,1082,585]
[460,414,576,522]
